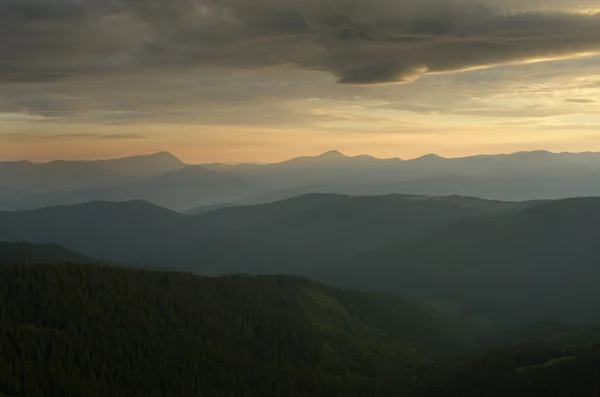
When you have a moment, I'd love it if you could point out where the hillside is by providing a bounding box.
[481,321,600,347]
[408,342,600,397]
[2,165,260,212]
[0,263,478,397]
[0,194,538,271]
[0,201,193,265]
[316,197,600,328]
[161,194,539,274]
[0,242,94,265]
[0,152,186,197]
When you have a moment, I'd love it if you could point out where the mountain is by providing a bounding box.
[201,150,600,202]
[0,263,479,396]
[184,201,237,215]
[0,241,94,264]
[211,172,600,209]
[0,185,28,202]
[279,150,352,165]
[202,150,408,188]
[86,151,185,175]
[8,149,600,211]
[0,200,193,264]
[481,321,600,347]
[408,341,600,397]
[0,152,187,196]
[316,197,600,328]
[165,194,539,274]
[9,194,600,329]
[1,165,260,212]
[0,194,538,271]
[408,312,600,397]
[230,175,507,207]
[0,160,135,194]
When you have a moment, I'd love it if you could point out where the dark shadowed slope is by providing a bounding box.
[1,165,261,212]
[0,242,94,264]
[316,198,600,328]
[0,201,194,264]
[163,194,540,274]
[0,194,538,272]
[408,342,600,397]
[183,201,237,215]
[481,320,600,347]
[0,263,479,396]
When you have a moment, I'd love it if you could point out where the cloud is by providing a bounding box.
[565,98,597,103]
[540,123,600,131]
[0,112,46,121]
[98,133,144,140]
[2,0,600,86]
[35,132,144,141]
[44,133,101,140]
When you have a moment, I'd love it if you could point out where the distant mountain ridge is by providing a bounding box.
[0,164,260,212]
[197,149,600,206]
[0,152,187,201]
[6,149,600,211]
[81,151,185,174]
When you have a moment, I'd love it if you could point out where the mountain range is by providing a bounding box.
[202,150,600,196]
[0,151,185,195]
[7,149,600,211]
[2,193,600,328]
[1,165,260,212]
[0,194,536,272]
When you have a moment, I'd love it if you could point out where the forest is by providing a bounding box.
[0,262,462,397]
[0,260,599,396]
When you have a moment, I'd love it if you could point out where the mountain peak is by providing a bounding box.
[281,150,350,166]
[113,151,184,164]
[146,151,180,160]
[414,153,445,161]
[98,151,186,175]
[510,150,553,158]
[318,150,347,159]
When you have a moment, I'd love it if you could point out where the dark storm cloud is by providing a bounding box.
[2,0,600,85]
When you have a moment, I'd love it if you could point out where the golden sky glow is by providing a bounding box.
[1,0,600,163]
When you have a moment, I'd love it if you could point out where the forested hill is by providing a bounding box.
[0,194,537,271]
[0,242,94,265]
[0,263,477,397]
[408,342,600,397]
[316,197,600,328]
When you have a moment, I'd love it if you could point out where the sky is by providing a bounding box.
[1,0,600,163]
